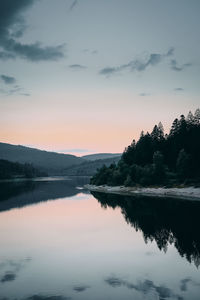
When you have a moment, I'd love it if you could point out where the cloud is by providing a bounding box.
[0,258,31,284]
[170,59,191,71]
[68,64,87,70]
[26,296,70,300]
[69,0,78,11]
[1,272,16,283]
[83,49,98,55]
[180,278,200,292]
[0,75,16,84]
[99,47,174,76]
[139,92,151,97]
[174,88,184,91]
[105,276,183,300]
[0,1,65,61]
[180,278,191,291]
[73,285,90,292]
[20,92,30,96]
[0,77,30,96]
[99,67,119,76]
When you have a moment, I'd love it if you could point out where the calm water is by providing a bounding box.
[0,177,200,300]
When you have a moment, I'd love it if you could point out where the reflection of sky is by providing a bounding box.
[0,193,199,299]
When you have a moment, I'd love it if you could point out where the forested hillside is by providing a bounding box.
[0,143,84,174]
[91,109,200,186]
[64,156,121,176]
[0,159,46,179]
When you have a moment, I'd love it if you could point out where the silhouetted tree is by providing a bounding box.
[91,109,200,187]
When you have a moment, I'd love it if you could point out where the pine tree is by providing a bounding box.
[194,108,200,125]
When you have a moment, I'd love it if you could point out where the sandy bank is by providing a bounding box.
[85,184,200,201]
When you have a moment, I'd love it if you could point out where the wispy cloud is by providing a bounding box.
[83,49,98,55]
[68,64,87,70]
[170,59,191,71]
[0,74,16,84]
[174,88,184,91]
[0,77,30,96]
[105,276,182,300]
[69,0,78,11]
[73,285,90,292]
[99,47,174,76]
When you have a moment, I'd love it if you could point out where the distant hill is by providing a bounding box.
[0,142,85,174]
[64,156,121,176]
[82,153,121,161]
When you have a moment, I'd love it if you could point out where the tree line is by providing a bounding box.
[0,159,47,179]
[90,109,200,186]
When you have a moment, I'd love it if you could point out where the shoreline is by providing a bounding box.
[85,184,200,201]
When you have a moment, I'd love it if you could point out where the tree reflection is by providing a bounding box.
[92,192,200,267]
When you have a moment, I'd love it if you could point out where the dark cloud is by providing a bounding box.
[1,272,16,283]
[170,60,191,71]
[0,258,31,283]
[105,276,183,300]
[0,74,16,84]
[0,0,65,61]
[73,285,90,292]
[69,0,78,11]
[99,67,119,76]
[174,88,184,91]
[68,64,87,70]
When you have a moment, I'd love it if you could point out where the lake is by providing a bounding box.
[0,177,200,300]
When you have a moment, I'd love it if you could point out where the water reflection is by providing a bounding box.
[105,276,184,300]
[0,177,90,212]
[0,180,199,300]
[92,192,200,267]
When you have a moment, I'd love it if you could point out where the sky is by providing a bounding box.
[0,0,200,156]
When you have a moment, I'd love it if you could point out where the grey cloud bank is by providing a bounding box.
[0,0,65,61]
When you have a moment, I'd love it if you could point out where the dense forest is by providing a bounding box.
[91,109,200,187]
[64,156,121,176]
[0,159,47,179]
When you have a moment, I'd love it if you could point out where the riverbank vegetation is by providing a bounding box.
[90,109,200,187]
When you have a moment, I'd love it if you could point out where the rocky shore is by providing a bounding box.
[85,184,200,201]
